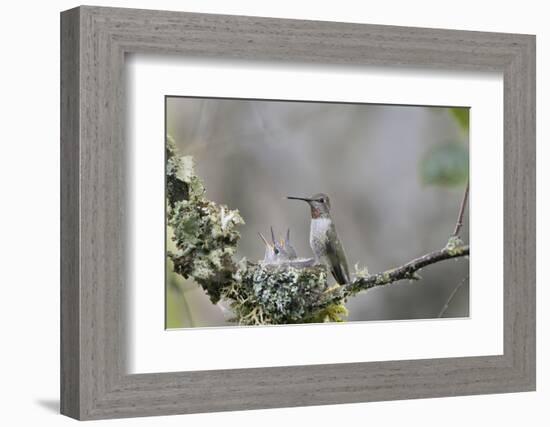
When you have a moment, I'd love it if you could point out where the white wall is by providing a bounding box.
[0,0,546,425]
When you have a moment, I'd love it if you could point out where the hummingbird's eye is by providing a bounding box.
[319,198,325,203]
[274,248,280,255]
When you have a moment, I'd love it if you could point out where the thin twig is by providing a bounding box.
[344,244,469,296]
[438,276,468,318]
[452,181,470,237]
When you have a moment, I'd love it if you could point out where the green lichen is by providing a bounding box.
[354,263,369,279]
[446,235,464,256]
[377,271,392,284]
[167,142,244,303]
[309,302,349,323]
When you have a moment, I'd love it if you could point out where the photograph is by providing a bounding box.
[165,96,470,328]
[50,3,537,421]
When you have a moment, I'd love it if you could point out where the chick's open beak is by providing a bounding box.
[258,232,272,248]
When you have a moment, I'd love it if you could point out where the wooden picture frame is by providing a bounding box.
[60,5,536,420]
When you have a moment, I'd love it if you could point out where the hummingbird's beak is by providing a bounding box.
[287,196,314,202]
[258,232,272,248]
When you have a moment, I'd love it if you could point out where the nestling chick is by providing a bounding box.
[272,227,298,260]
[258,227,298,265]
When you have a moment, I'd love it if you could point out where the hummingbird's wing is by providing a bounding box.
[325,225,351,285]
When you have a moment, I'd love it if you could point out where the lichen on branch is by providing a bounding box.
[345,243,469,296]
[167,137,243,303]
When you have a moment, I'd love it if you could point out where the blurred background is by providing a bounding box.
[166,97,469,328]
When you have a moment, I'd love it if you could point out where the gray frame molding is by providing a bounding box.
[60,6,536,420]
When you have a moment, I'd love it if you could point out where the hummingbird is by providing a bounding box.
[287,193,351,285]
[272,227,298,260]
[258,227,298,265]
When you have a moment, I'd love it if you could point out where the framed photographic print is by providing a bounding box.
[61,6,536,420]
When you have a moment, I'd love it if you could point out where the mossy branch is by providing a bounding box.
[344,243,469,296]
